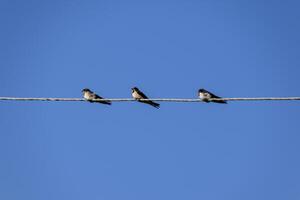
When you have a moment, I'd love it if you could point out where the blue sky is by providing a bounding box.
[0,0,300,199]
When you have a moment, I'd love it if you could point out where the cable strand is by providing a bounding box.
[0,97,300,102]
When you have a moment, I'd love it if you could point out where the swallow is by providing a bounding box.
[131,87,160,108]
[198,88,227,104]
[82,88,111,105]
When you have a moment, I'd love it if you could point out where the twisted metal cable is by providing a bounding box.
[0,97,300,102]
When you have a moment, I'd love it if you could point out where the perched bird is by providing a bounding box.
[198,88,227,104]
[82,88,111,105]
[131,87,160,108]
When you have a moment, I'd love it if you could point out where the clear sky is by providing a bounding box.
[0,0,300,199]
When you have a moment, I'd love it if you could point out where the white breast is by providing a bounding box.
[199,92,211,99]
[132,91,141,99]
[84,92,92,100]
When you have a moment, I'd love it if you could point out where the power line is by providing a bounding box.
[0,97,300,103]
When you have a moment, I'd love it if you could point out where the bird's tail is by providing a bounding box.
[139,100,160,108]
[100,101,111,105]
[93,99,112,105]
[212,100,227,104]
[147,101,160,108]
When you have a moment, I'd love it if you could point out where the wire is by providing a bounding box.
[0,97,300,102]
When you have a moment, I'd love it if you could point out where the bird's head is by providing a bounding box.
[131,87,138,93]
[82,88,91,93]
[198,88,206,93]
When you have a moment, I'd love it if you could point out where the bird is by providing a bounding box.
[81,88,111,105]
[131,87,160,108]
[198,88,227,104]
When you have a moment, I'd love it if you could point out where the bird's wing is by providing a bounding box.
[138,91,149,99]
[209,93,222,99]
[94,94,104,99]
